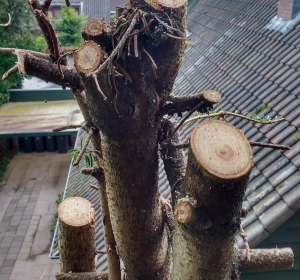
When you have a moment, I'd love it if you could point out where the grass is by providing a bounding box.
[50,192,63,232]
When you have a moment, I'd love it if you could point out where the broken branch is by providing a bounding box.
[73,128,95,166]
[92,74,107,100]
[2,65,18,81]
[86,12,140,77]
[249,141,290,150]
[89,184,99,190]
[184,110,285,125]
[239,225,250,262]
[164,32,191,40]
[52,124,86,132]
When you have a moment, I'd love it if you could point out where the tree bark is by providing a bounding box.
[58,197,96,273]
[173,120,253,279]
[56,272,108,280]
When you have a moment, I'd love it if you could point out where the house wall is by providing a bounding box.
[241,210,300,279]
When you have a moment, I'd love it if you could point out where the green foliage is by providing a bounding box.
[54,5,87,47]
[0,1,47,106]
[51,192,64,232]
[244,103,282,122]
[0,152,14,183]
[68,140,100,167]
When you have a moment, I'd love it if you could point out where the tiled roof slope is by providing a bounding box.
[175,0,300,248]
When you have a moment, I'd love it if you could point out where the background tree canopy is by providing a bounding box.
[54,4,87,47]
[0,0,46,105]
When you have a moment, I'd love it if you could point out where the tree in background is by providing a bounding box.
[54,4,87,47]
[0,0,46,105]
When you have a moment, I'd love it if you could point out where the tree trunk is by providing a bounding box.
[58,197,96,273]
[173,120,252,279]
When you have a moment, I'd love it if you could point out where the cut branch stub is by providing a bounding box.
[145,0,187,9]
[74,41,104,74]
[203,90,221,104]
[58,197,96,273]
[191,119,252,179]
[174,198,196,223]
[83,19,105,39]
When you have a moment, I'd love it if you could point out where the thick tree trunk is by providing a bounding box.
[58,197,96,273]
[173,120,252,279]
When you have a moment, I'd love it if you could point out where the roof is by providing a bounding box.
[0,100,83,137]
[51,0,300,270]
[177,0,300,248]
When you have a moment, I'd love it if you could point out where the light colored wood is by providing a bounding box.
[74,41,102,74]
[83,19,104,37]
[190,120,252,179]
[203,90,221,103]
[174,198,196,223]
[144,0,187,9]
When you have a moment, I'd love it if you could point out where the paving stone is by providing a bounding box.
[6,253,18,260]
[8,247,20,254]
[17,253,29,260]
[0,273,10,280]
[2,259,16,267]
[19,247,31,254]
[10,242,22,248]
[12,236,24,242]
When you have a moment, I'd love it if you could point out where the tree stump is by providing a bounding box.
[173,120,253,279]
[58,197,96,273]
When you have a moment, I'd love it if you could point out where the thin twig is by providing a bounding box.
[39,269,47,280]
[113,61,132,83]
[154,16,185,36]
[52,124,85,132]
[87,12,140,77]
[73,128,95,166]
[239,224,250,262]
[172,143,189,149]
[0,48,49,60]
[89,184,99,190]
[2,65,18,80]
[58,51,73,77]
[134,34,138,58]
[129,19,154,37]
[249,141,290,150]
[164,32,191,40]
[0,13,11,26]
[164,178,182,199]
[142,48,157,69]
[96,249,107,254]
[92,74,107,100]
[111,67,120,115]
[141,14,151,35]
[167,102,204,143]
[183,111,285,125]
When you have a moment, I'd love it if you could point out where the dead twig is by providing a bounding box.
[87,12,140,77]
[164,32,191,40]
[167,101,204,144]
[129,19,154,37]
[0,13,11,26]
[81,168,93,175]
[96,249,107,254]
[113,61,132,83]
[133,34,138,58]
[73,128,95,166]
[58,51,74,77]
[2,65,18,80]
[239,224,250,262]
[92,74,107,100]
[38,269,47,280]
[52,124,86,132]
[142,48,157,69]
[89,184,100,190]
[164,178,182,199]
[0,48,49,60]
[249,141,290,150]
[183,110,285,125]
[154,16,184,36]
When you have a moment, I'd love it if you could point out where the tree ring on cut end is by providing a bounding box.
[74,41,102,74]
[190,120,252,179]
[58,197,94,227]
[84,19,104,36]
[203,90,221,103]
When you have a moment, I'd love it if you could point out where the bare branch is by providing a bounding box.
[249,141,290,150]
[167,101,204,144]
[0,13,11,26]
[239,225,250,262]
[73,128,95,166]
[113,61,132,83]
[86,12,140,77]
[0,47,49,60]
[92,74,107,100]
[239,248,294,270]
[184,110,285,125]
[52,124,85,132]
[2,65,18,81]
[89,184,99,190]
[42,0,52,12]
[129,19,154,37]
[142,48,157,69]
[164,32,191,40]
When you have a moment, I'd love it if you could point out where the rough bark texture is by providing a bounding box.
[58,197,96,273]
[173,120,253,279]
[56,272,108,280]
[239,248,294,270]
